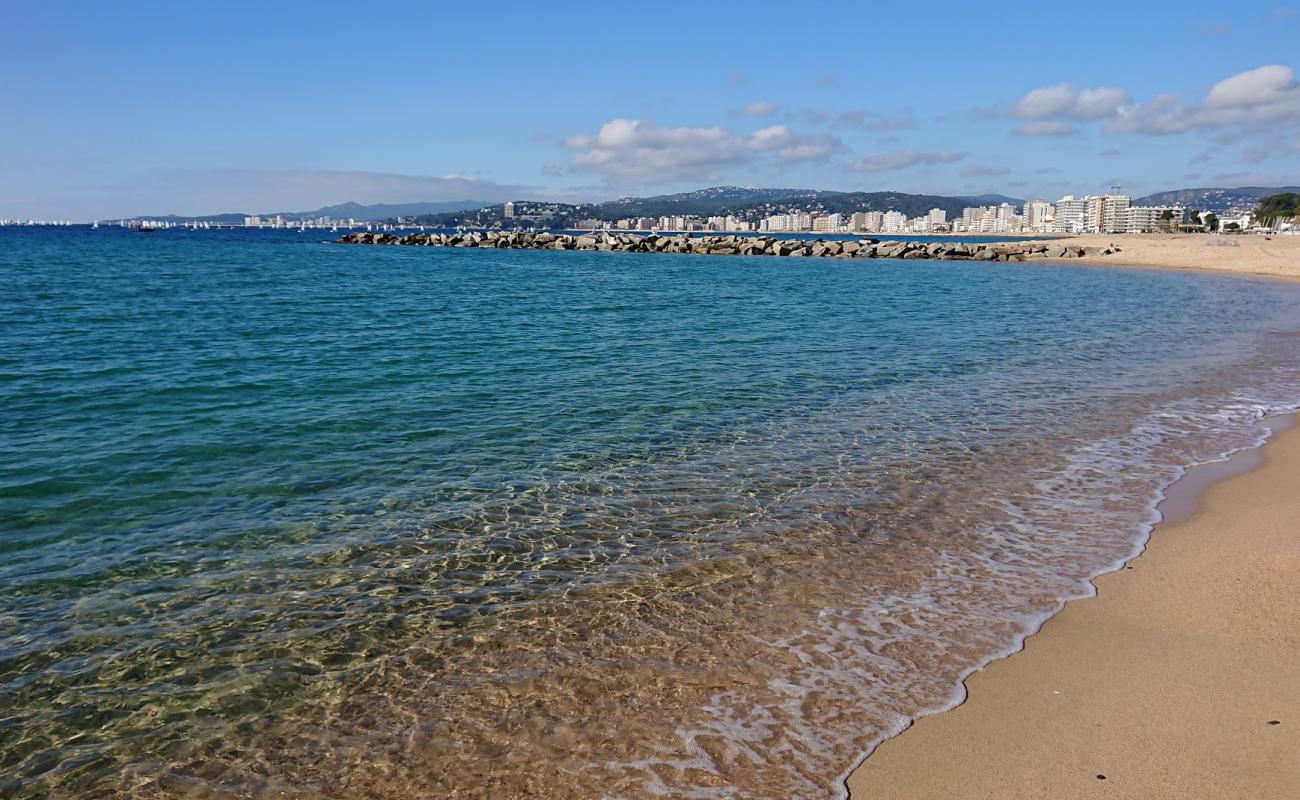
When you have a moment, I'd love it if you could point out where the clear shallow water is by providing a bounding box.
[2,226,1299,798]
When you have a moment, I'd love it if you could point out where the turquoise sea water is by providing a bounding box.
[2,226,1299,798]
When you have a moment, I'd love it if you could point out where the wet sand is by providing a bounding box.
[1049,233,1300,279]
[846,416,1300,799]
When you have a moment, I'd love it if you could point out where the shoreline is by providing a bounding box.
[337,229,1300,280]
[1041,232,1300,281]
[844,411,1300,798]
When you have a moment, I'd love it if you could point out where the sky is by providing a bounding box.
[4,0,1300,220]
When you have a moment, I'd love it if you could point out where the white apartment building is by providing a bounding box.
[503,201,515,218]
[812,213,843,232]
[928,208,947,227]
[956,204,1020,233]
[1122,205,1183,233]
[850,211,884,232]
[760,213,795,232]
[1084,194,1131,234]
[1023,200,1054,232]
[1053,196,1087,233]
[882,211,907,232]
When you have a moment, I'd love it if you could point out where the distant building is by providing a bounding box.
[812,213,842,232]
[1023,200,1054,232]
[1053,196,1087,233]
[1086,194,1130,233]
[1123,205,1183,233]
[503,201,515,218]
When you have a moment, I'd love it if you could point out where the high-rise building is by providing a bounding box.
[1023,200,1054,232]
[1084,194,1131,233]
[503,201,515,218]
[1053,196,1087,233]
[849,211,883,232]
[812,213,842,232]
[882,211,906,232]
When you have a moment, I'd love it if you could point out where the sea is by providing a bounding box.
[3,225,1299,798]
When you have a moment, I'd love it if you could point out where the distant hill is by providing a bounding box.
[773,191,1024,219]
[114,187,1041,227]
[1134,186,1300,215]
[966,193,1025,206]
[110,199,488,224]
[411,187,1028,228]
[105,212,249,224]
[288,200,491,221]
[590,186,1021,220]
[596,186,842,218]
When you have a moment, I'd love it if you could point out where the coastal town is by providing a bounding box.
[2,189,1293,236]
[580,192,1247,235]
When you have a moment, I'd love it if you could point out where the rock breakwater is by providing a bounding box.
[337,231,1115,261]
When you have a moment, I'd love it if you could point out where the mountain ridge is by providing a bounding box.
[408,187,1032,228]
[111,185,1300,226]
[109,199,491,224]
[1133,186,1300,214]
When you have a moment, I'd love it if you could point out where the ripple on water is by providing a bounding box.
[1,226,1299,797]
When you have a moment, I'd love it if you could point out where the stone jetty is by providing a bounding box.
[336,230,1115,261]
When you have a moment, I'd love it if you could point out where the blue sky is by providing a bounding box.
[4,0,1300,219]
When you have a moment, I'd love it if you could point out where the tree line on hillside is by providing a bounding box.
[407,191,1018,228]
[1254,193,1300,225]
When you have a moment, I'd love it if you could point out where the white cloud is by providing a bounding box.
[1107,66,1300,134]
[746,124,843,160]
[565,119,743,182]
[734,100,780,117]
[1105,94,1205,134]
[848,150,965,172]
[776,136,843,160]
[1204,64,1299,113]
[563,118,842,184]
[1007,65,1300,138]
[747,124,794,150]
[1012,82,1130,120]
[1013,120,1077,136]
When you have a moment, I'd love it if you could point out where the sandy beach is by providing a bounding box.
[846,416,1300,799]
[1044,232,1300,280]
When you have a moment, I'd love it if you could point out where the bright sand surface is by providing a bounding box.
[846,417,1300,799]
[1046,233,1300,279]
